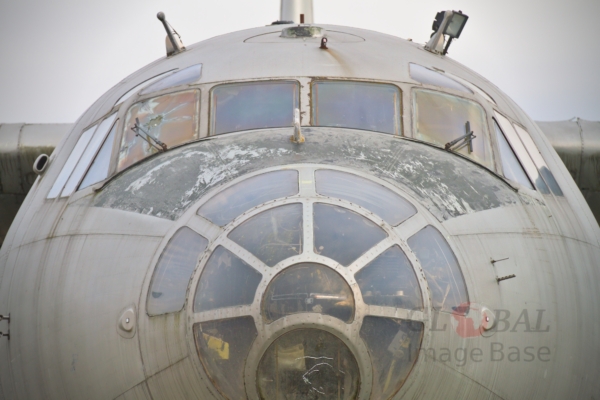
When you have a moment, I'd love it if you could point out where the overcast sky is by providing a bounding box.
[0,0,598,123]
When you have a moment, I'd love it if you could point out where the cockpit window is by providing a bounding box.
[410,64,472,94]
[140,64,202,95]
[118,89,199,172]
[311,80,401,135]
[211,81,299,135]
[413,89,493,168]
[79,117,119,190]
[493,119,534,189]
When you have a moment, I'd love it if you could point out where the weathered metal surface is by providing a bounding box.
[0,123,71,247]
[94,128,521,222]
[537,119,600,222]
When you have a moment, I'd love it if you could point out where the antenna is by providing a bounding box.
[157,12,185,57]
[280,0,314,24]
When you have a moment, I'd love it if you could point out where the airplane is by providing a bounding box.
[0,1,599,399]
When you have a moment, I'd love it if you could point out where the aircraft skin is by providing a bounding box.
[0,10,599,400]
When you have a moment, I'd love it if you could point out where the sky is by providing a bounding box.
[0,0,598,123]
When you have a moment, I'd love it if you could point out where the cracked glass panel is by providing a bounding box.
[229,204,303,267]
[360,317,423,400]
[407,226,468,313]
[194,246,262,312]
[257,329,360,400]
[493,120,534,189]
[141,64,202,95]
[198,170,299,226]
[315,170,416,226]
[194,317,257,400]
[311,81,401,135]
[118,89,199,171]
[314,203,387,266]
[414,89,492,168]
[410,64,472,94]
[211,81,299,135]
[79,118,118,190]
[355,246,423,310]
[262,263,355,323]
[147,227,208,315]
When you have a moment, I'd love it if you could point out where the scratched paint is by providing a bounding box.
[94,128,523,221]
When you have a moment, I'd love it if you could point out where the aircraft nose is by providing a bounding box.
[140,165,442,399]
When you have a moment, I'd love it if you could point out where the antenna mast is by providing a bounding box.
[280,0,314,24]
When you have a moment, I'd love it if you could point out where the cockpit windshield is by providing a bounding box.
[413,89,493,168]
[311,80,401,135]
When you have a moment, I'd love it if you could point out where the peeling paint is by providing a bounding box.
[94,128,521,221]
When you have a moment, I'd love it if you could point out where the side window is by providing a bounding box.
[311,80,401,135]
[493,119,534,189]
[413,89,493,168]
[48,113,117,198]
[118,89,200,172]
[211,81,299,135]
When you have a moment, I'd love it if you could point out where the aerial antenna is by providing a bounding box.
[157,12,185,56]
[280,0,314,24]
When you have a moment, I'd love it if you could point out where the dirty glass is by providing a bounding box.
[513,125,563,196]
[141,64,202,95]
[147,227,208,315]
[312,81,401,135]
[114,70,175,106]
[47,124,96,199]
[194,246,262,312]
[494,113,549,194]
[211,81,299,135]
[355,246,423,310]
[118,89,199,171]
[414,89,492,168]
[314,203,387,266]
[315,170,416,226]
[407,226,468,313]
[79,118,118,190]
[262,263,355,323]
[229,204,303,267]
[409,64,472,94]
[198,170,298,226]
[257,329,360,400]
[360,317,423,400]
[194,317,257,400]
[493,120,533,189]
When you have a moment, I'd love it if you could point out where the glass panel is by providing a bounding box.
[407,226,468,313]
[141,64,202,95]
[47,125,96,198]
[410,64,472,94]
[494,113,549,194]
[493,120,534,189]
[257,329,360,400]
[147,227,208,315]
[194,317,257,400]
[513,125,563,196]
[194,246,262,312]
[355,246,423,310]
[212,81,299,135]
[118,90,199,171]
[443,72,496,104]
[314,203,387,266]
[262,263,355,323]
[360,317,423,400]
[114,70,176,106]
[414,89,492,168]
[229,204,303,267]
[198,170,298,226]
[79,118,118,190]
[315,170,416,226]
[312,81,401,135]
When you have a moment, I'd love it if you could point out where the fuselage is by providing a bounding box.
[0,23,599,400]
